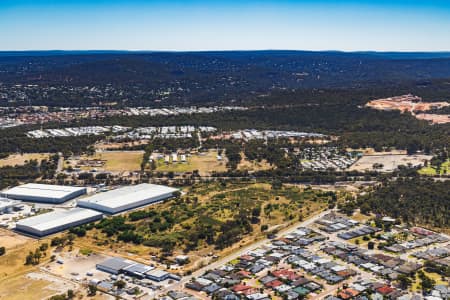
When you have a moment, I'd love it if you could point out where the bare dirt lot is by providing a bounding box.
[0,273,61,300]
[416,113,450,124]
[45,249,108,282]
[0,228,31,249]
[348,154,432,172]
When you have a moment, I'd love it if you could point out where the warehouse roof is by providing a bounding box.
[0,197,20,209]
[16,208,102,232]
[2,183,86,200]
[77,184,178,210]
[146,269,169,278]
[123,262,154,275]
[97,257,134,272]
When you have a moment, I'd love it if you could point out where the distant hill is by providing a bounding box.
[2,50,450,106]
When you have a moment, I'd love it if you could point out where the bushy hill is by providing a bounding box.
[2,51,450,106]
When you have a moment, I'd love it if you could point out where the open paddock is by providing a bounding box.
[71,151,144,172]
[348,154,432,172]
[0,228,32,249]
[0,153,51,167]
[155,150,227,176]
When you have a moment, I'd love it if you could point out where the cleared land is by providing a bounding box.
[0,153,51,167]
[0,228,31,249]
[71,151,144,172]
[154,151,227,176]
[0,274,58,300]
[238,153,273,172]
[348,154,432,172]
[365,94,450,124]
[0,232,50,281]
[94,140,150,150]
[416,113,450,124]
[365,94,449,113]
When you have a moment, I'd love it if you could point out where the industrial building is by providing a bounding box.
[96,257,135,275]
[96,257,177,281]
[77,183,178,214]
[0,197,21,214]
[1,183,87,204]
[15,208,103,237]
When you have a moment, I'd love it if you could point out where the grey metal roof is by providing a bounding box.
[97,257,134,271]
[0,197,20,210]
[77,183,177,210]
[16,208,102,231]
[146,269,169,278]
[2,183,86,200]
[123,263,154,274]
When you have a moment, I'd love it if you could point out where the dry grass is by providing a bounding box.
[0,232,51,281]
[0,153,51,167]
[348,154,432,172]
[78,151,144,172]
[351,211,372,223]
[94,140,150,151]
[0,274,57,300]
[238,153,273,172]
[155,151,227,176]
[0,228,31,249]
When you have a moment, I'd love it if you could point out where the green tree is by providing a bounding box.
[87,284,97,296]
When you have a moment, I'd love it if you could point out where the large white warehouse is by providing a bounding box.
[77,183,178,214]
[0,197,20,214]
[15,208,103,237]
[1,183,86,204]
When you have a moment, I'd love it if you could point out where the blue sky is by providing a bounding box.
[1,0,450,51]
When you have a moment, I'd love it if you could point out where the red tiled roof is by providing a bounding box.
[232,284,252,292]
[338,291,352,299]
[237,270,251,278]
[376,285,394,295]
[265,280,283,288]
[272,269,300,281]
[240,255,255,261]
[337,288,360,299]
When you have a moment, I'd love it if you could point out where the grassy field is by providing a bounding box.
[412,269,447,292]
[154,151,227,176]
[0,153,51,167]
[418,160,450,175]
[76,151,144,172]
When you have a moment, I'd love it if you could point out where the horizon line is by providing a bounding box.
[1,49,450,54]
